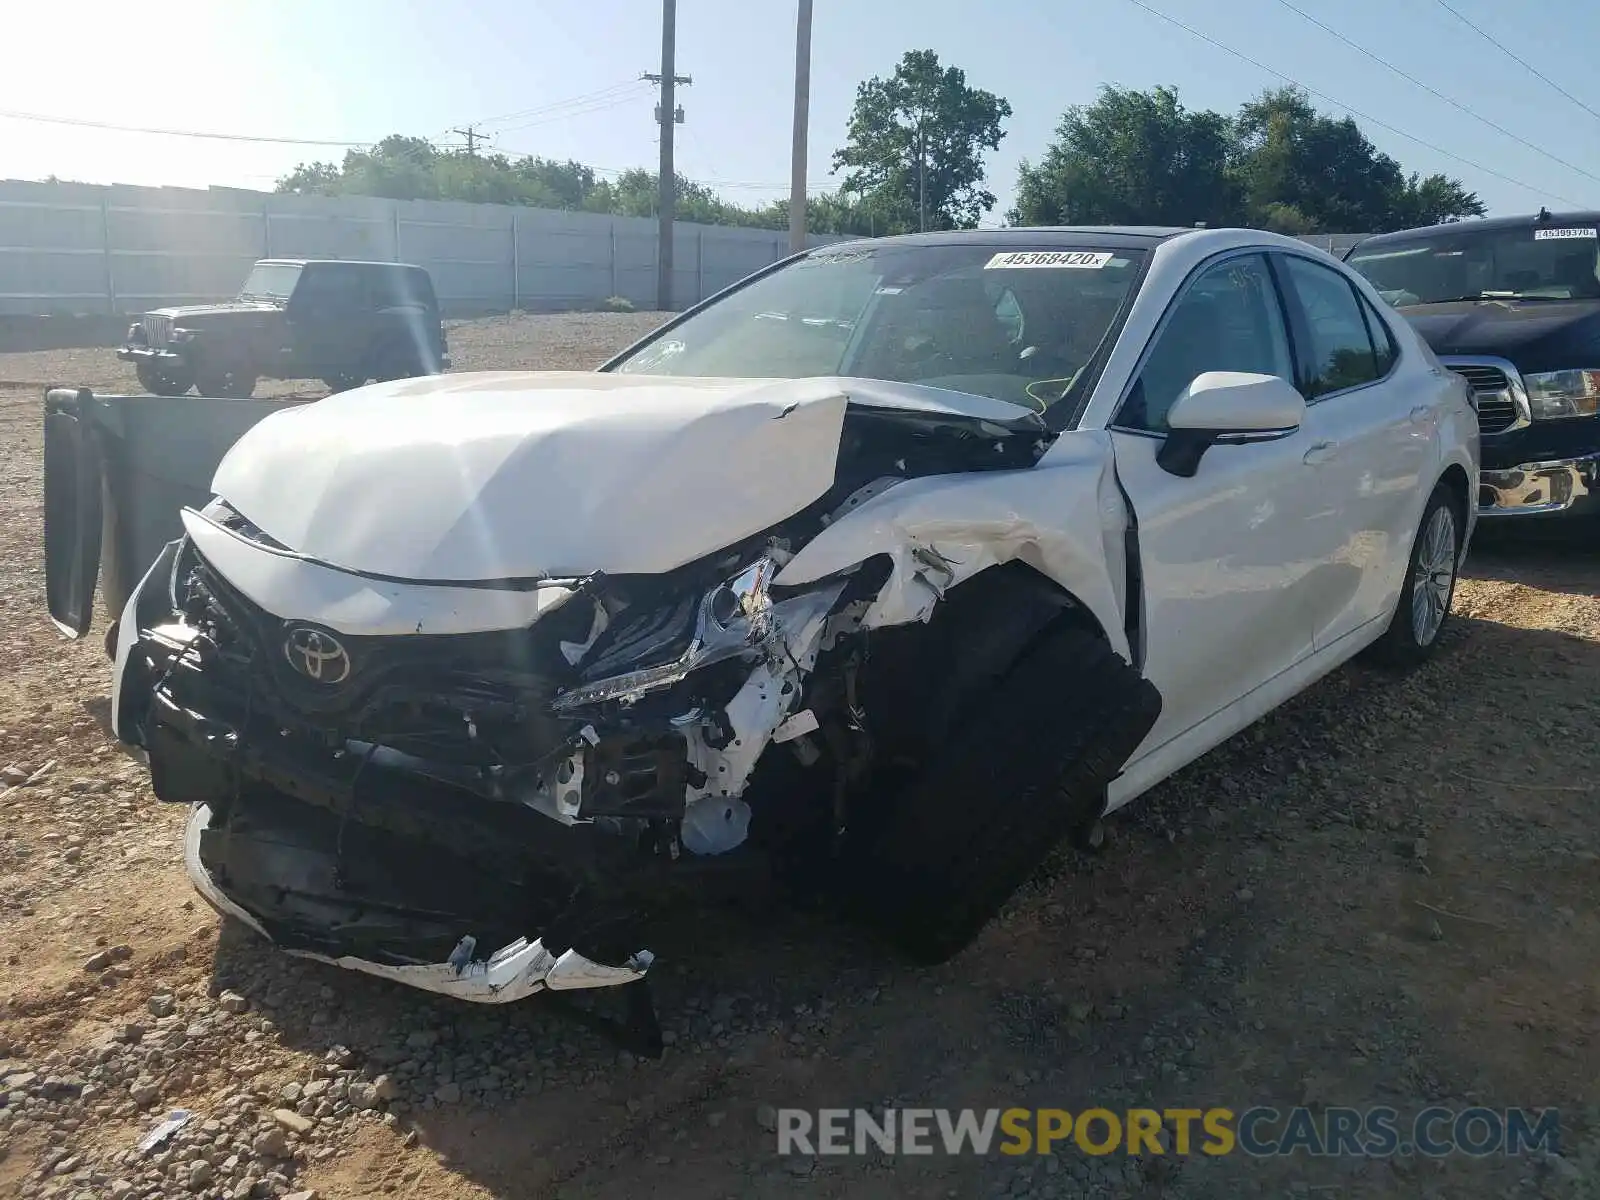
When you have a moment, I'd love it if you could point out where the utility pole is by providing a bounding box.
[788,0,813,254]
[644,0,690,310]
[917,116,927,233]
[451,125,484,157]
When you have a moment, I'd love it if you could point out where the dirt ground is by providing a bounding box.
[1,314,1597,1200]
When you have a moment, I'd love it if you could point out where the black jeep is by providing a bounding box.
[1346,212,1600,524]
[118,259,450,398]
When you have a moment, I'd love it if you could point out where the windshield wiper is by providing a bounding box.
[1426,292,1577,303]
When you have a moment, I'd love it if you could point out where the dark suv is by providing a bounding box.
[1346,212,1600,524]
[118,259,450,398]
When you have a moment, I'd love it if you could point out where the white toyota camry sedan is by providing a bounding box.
[102,225,1478,1022]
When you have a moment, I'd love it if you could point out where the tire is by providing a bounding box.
[852,624,1162,964]
[371,342,423,383]
[194,369,257,399]
[135,361,193,396]
[1366,483,1462,668]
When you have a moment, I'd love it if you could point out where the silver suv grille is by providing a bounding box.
[1445,361,1519,435]
[143,314,172,348]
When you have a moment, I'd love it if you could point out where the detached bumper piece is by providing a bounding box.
[1479,450,1600,518]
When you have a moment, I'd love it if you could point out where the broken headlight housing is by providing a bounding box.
[1524,369,1600,421]
[552,558,781,711]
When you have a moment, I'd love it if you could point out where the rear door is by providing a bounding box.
[1107,250,1321,750]
[1273,253,1434,651]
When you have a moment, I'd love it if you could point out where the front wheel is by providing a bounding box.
[1367,484,1461,667]
[850,624,1163,964]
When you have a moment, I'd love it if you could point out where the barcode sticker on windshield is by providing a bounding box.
[984,250,1114,270]
[1533,227,1597,240]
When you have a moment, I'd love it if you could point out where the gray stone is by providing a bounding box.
[271,1108,314,1136]
[433,1082,461,1104]
[251,1129,288,1159]
[218,992,250,1015]
[147,995,176,1019]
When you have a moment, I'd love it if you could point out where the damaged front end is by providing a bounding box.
[111,390,1047,1028]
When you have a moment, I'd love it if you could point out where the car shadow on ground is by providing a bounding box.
[198,605,1600,1199]
[1466,524,1600,596]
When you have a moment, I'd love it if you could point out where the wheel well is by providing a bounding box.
[1438,464,1471,537]
[853,561,1108,761]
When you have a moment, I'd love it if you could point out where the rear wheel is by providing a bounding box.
[1367,484,1461,668]
[135,361,193,396]
[371,341,424,383]
[193,368,257,399]
[851,624,1162,964]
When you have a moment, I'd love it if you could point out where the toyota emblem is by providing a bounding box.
[282,626,351,684]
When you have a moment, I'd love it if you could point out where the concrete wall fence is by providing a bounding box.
[0,178,1371,319]
[0,178,847,318]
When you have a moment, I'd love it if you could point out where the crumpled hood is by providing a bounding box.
[209,371,1031,582]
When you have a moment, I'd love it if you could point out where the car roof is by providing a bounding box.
[255,259,429,271]
[820,226,1198,254]
[1349,211,1600,252]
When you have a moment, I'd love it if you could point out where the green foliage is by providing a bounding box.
[1011,85,1485,233]
[831,49,1012,232]
[1010,86,1238,228]
[598,295,635,313]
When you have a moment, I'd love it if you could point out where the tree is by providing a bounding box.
[1394,172,1486,227]
[832,49,1012,232]
[1010,85,1240,228]
[1230,88,1483,232]
[275,138,786,229]
[1008,85,1485,235]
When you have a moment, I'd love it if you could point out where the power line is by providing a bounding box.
[1429,0,1600,127]
[469,81,646,129]
[1118,0,1586,208]
[1271,0,1600,188]
[0,108,370,147]
[492,89,651,135]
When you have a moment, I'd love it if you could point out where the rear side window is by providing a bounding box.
[294,267,364,310]
[1358,289,1399,376]
[1278,255,1384,399]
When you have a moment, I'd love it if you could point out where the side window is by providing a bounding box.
[1118,253,1293,432]
[1280,256,1381,398]
[1357,289,1398,376]
[294,268,363,312]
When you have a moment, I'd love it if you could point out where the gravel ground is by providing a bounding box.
[2,313,1599,1199]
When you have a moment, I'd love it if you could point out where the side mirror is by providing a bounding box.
[1157,371,1306,477]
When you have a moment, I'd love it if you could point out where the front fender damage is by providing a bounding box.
[775,429,1131,658]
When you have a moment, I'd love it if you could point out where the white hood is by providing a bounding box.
[210,371,1037,582]
[210,372,856,581]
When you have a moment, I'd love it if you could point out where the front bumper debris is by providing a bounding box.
[183,803,653,1003]
[1479,450,1600,518]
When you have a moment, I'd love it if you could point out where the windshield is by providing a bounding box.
[239,262,303,302]
[609,243,1148,417]
[1347,225,1600,305]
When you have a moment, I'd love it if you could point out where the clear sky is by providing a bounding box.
[4,0,1599,224]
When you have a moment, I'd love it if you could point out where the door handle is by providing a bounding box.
[1409,404,1432,425]
[1302,441,1338,465]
